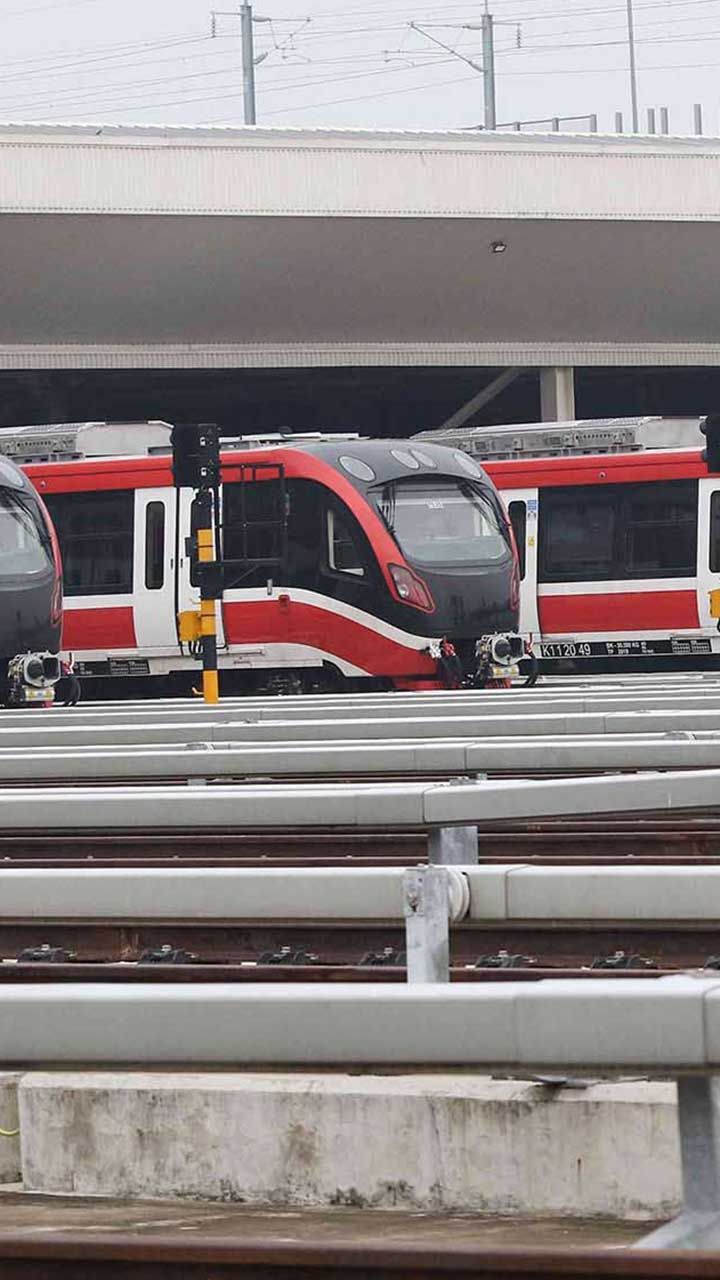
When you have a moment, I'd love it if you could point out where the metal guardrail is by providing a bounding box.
[7,709,720,749]
[3,768,720,830]
[0,974,715,1068]
[1,974,719,1247]
[0,863,716,923]
[7,690,720,726]
[2,733,720,781]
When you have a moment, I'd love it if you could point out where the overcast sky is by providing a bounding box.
[0,0,716,135]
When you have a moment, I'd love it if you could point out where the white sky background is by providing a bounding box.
[0,0,718,135]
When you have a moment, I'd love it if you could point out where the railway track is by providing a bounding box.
[4,819,720,861]
[0,912,715,969]
[0,1236,718,1279]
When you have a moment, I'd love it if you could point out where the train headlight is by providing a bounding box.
[388,564,435,612]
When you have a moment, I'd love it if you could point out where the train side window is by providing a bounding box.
[710,492,720,573]
[622,480,697,578]
[327,508,365,576]
[507,501,526,580]
[144,502,165,590]
[539,489,617,582]
[43,489,134,596]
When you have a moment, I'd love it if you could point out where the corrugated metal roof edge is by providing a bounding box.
[0,121,717,151]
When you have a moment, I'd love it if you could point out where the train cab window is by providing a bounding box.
[327,508,365,576]
[43,489,134,596]
[711,492,720,573]
[376,478,509,566]
[0,489,52,576]
[222,474,287,588]
[144,502,165,590]
[507,501,526,580]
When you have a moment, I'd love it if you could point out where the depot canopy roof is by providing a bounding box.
[0,123,718,370]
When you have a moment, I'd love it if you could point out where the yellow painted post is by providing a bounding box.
[197,524,219,705]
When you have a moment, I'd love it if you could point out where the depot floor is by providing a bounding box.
[0,1189,650,1248]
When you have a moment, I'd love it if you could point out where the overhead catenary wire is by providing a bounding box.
[0,0,716,126]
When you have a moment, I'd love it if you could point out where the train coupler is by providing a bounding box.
[473,634,526,685]
[6,652,61,706]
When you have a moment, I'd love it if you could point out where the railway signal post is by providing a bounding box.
[171,423,222,705]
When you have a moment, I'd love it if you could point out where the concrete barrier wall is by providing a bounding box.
[19,1073,679,1220]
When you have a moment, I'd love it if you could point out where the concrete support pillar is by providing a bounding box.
[402,867,450,983]
[540,367,576,422]
[428,825,478,865]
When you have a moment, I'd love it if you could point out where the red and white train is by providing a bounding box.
[0,421,521,694]
[418,415,720,673]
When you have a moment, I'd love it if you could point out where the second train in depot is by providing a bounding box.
[1,421,522,694]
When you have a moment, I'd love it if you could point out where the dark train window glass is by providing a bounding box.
[539,480,698,583]
[376,479,509,566]
[540,490,617,582]
[623,481,696,577]
[43,490,134,596]
[327,508,365,576]
[0,489,52,577]
[144,502,165,590]
[507,501,526,580]
[711,492,720,573]
[223,477,286,565]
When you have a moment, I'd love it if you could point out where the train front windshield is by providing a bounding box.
[376,478,510,567]
[0,489,52,577]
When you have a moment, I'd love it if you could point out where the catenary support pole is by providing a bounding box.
[241,2,257,125]
[626,0,639,131]
[403,867,450,983]
[481,12,496,130]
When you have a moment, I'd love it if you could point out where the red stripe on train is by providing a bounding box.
[222,599,437,676]
[538,590,699,634]
[62,607,137,650]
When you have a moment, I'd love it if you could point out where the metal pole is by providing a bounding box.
[660,106,669,134]
[403,867,450,983]
[428,825,478,865]
[626,0,639,132]
[195,489,220,705]
[240,1,257,126]
[646,107,656,135]
[481,12,496,131]
[615,110,624,132]
[694,103,703,135]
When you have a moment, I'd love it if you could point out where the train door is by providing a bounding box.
[504,489,540,639]
[176,487,226,648]
[132,488,179,651]
[696,477,720,642]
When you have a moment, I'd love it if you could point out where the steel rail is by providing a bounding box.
[2,1236,720,1279]
[0,1236,719,1279]
[0,917,710,967]
[0,963,673,982]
